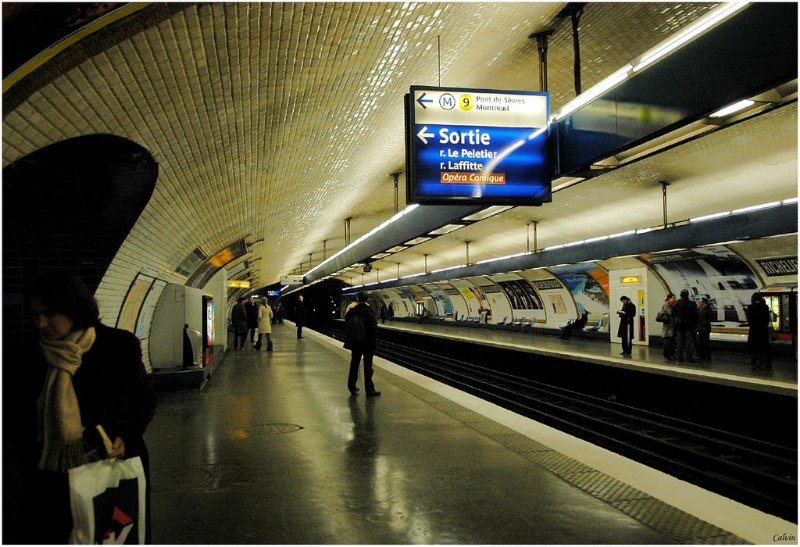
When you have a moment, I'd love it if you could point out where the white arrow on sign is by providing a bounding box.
[417,126,434,144]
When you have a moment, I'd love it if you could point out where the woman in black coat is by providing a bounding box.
[747,293,772,370]
[16,272,157,543]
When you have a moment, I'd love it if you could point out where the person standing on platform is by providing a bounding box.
[295,295,306,339]
[559,309,589,340]
[656,293,676,360]
[746,293,772,371]
[379,302,387,324]
[672,289,698,363]
[275,302,284,325]
[344,291,381,396]
[256,298,274,351]
[696,297,712,361]
[616,296,636,357]
[15,272,157,544]
[245,297,258,345]
[231,297,248,350]
[388,302,395,321]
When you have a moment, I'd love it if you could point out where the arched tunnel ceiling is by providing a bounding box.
[3,2,795,308]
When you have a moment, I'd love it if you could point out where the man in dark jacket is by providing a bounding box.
[295,295,306,339]
[244,297,258,345]
[616,296,636,356]
[344,291,380,396]
[747,293,772,370]
[672,289,698,362]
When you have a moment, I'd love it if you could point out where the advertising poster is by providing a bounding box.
[495,279,543,310]
[549,263,609,316]
[639,246,760,324]
[423,284,454,315]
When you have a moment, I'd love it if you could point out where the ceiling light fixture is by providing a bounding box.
[428,224,465,236]
[710,99,755,118]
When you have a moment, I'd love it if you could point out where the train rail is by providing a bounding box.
[317,323,797,522]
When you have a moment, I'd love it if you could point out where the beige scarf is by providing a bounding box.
[37,327,96,471]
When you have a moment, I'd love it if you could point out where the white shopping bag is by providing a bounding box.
[68,455,146,544]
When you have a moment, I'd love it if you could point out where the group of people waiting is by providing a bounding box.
[655,290,709,363]
[656,289,773,370]
[231,296,279,351]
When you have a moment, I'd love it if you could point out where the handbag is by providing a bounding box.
[656,311,671,323]
[68,427,147,544]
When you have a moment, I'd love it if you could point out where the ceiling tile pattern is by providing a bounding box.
[3,2,744,322]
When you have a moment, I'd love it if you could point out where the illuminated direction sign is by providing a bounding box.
[406,85,551,205]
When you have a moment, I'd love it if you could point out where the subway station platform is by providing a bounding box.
[147,322,795,544]
[376,320,798,396]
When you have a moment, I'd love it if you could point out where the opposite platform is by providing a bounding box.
[147,322,796,544]
[373,320,797,396]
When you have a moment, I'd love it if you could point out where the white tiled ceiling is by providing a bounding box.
[10,2,791,320]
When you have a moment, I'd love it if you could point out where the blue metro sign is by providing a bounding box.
[406,85,551,205]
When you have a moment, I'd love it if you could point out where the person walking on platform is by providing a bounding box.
[656,293,676,360]
[343,291,381,397]
[747,293,772,371]
[231,297,248,350]
[13,272,157,544]
[256,298,274,351]
[560,309,589,340]
[295,295,306,339]
[616,296,635,357]
[245,297,258,344]
[696,297,712,361]
[672,289,698,363]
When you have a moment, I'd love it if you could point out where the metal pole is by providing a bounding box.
[530,31,553,92]
[424,254,429,274]
[660,181,670,227]
[322,240,327,260]
[345,217,351,246]
[390,172,401,214]
[465,241,470,265]
[526,223,530,253]
[570,6,584,95]
[533,220,539,252]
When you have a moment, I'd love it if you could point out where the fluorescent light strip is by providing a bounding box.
[732,201,782,214]
[710,99,755,118]
[631,1,749,73]
[431,264,466,274]
[476,251,531,265]
[690,211,730,223]
[782,197,798,205]
[554,65,632,121]
[305,204,419,276]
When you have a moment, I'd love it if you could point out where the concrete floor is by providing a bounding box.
[145,322,772,544]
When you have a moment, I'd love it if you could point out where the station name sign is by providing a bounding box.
[405,85,551,205]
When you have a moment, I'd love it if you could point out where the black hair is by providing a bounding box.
[751,292,763,303]
[26,271,99,329]
[357,291,369,303]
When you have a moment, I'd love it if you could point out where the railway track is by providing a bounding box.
[317,324,797,522]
